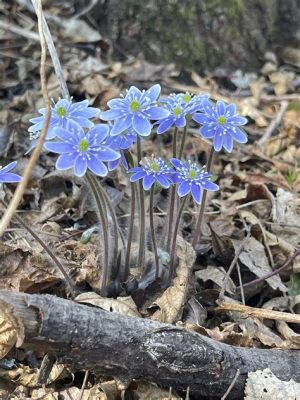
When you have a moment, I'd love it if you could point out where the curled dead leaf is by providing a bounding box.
[0,299,24,358]
[75,292,141,317]
[150,237,195,324]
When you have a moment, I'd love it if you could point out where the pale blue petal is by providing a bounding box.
[44,142,74,154]
[110,115,132,136]
[143,174,155,190]
[132,114,152,136]
[93,147,120,161]
[74,154,88,177]
[0,161,17,174]
[216,101,226,116]
[200,124,217,139]
[193,113,215,125]
[66,120,85,142]
[87,124,109,144]
[178,181,191,197]
[157,117,174,134]
[200,180,219,191]
[87,154,108,176]
[107,98,127,109]
[225,103,236,117]
[100,109,126,121]
[227,116,248,125]
[70,117,94,129]
[228,127,248,143]
[126,86,142,102]
[175,115,186,127]
[0,173,22,183]
[130,170,147,182]
[145,106,170,120]
[56,153,76,170]
[141,84,161,103]
[223,134,233,153]
[156,174,171,188]
[202,98,215,115]
[191,184,202,204]
[170,158,185,169]
[213,127,224,151]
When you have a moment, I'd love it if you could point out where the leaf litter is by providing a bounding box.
[0,1,300,399]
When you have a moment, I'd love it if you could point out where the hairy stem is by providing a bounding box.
[92,178,119,269]
[178,124,188,159]
[124,183,135,279]
[191,147,215,249]
[170,196,189,280]
[136,136,145,269]
[149,185,160,279]
[86,173,109,291]
[0,199,76,297]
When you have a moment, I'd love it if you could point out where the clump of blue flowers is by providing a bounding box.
[25,83,248,294]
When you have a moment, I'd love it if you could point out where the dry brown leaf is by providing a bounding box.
[135,380,181,399]
[0,243,61,292]
[150,237,195,324]
[0,300,24,358]
[195,265,236,295]
[235,237,287,292]
[75,292,141,317]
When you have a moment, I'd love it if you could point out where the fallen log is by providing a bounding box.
[0,290,299,399]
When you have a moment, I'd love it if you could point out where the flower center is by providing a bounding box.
[130,100,141,112]
[173,105,182,117]
[79,139,89,152]
[218,116,227,125]
[188,169,197,179]
[182,93,192,103]
[56,106,67,118]
[150,162,160,173]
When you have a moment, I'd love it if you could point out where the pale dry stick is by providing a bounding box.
[191,146,215,249]
[78,371,89,400]
[218,230,251,301]
[237,247,300,290]
[0,0,51,238]
[215,302,300,324]
[257,100,288,145]
[31,0,69,99]
[236,262,245,305]
[0,19,40,41]
[221,369,240,400]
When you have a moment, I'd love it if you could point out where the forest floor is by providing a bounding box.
[0,1,300,399]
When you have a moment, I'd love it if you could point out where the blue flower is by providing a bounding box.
[128,156,174,190]
[108,151,129,171]
[100,85,170,137]
[0,161,22,183]
[29,98,99,141]
[44,120,120,177]
[170,158,219,204]
[193,99,248,152]
[105,127,137,151]
[156,92,208,134]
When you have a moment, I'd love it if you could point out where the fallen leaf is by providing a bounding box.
[150,237,195,323]
[0,300,24,358]
[195,265,236,295]
[75,292,141,317]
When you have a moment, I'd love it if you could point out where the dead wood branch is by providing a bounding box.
[0,290,299,399]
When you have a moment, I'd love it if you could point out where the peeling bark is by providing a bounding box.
[1,290,299,399]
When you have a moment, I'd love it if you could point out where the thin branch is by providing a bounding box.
[215,302,300,324]
[0,0,51,237]
[218,231,251,300]
[258,101,288,145]
[221,369,240,400]
[31,0,69,98]
[237,247,300,290]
